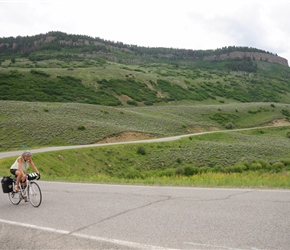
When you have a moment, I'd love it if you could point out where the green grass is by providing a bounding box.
[1,56,290,106]
[1,37,290,189]
[1,125,289,188]
[0,101,289,151]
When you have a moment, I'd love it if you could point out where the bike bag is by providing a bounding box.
[27,172,39,180]
[1,176,13,193]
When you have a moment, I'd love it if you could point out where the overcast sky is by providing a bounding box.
[1,0,290,64]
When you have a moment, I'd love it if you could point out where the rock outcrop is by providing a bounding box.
[204,51,288,67]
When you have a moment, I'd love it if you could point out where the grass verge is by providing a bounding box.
[1,126,289,189]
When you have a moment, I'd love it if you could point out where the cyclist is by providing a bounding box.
[10,151,40,193]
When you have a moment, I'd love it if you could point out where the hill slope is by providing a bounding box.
[0,100,289,150]
[0,31,290,107]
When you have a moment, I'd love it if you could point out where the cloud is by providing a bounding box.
[0,0,289,63]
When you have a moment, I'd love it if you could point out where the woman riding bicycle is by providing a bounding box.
[10,151,40,192]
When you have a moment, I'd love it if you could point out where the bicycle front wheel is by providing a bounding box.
[28,182,42,207]
[8,191,21,205]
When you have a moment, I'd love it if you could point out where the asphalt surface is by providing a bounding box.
[1,182,290,249]
[1,127,290,249]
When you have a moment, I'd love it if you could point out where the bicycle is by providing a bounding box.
[8,173,42,207]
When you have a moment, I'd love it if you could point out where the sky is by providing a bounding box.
[0,0,290,64]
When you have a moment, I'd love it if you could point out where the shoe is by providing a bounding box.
[14,185,20,192]
[24,196,29,202]
[23,194,29,202]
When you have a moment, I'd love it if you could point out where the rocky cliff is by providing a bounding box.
[0,32,288,67]
[204,51,288,67]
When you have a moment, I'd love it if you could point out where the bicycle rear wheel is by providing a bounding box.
[28,182,42,207]
[8,191,21,205]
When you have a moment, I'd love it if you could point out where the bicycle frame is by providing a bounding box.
[18,178,29,199]
[9,174,42,207]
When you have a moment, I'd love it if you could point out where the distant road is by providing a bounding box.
[0,125,289,159]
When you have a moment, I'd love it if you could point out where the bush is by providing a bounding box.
[225,164,247,173]
[30,69,50,77]
[281,159,290,166]
[125,170,144,179]
[248,162,263,171]
[175,167,184,175]
[183,166,199,176]
[225,123,233,129]
[127,100,138,106]
[137,146,146,155]
[159,168,175,177]
[257,160,270,169]
[144,101,153,106]
[77,125,86,131]
[272,162,284,171]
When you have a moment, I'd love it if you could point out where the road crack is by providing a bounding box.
[69,195,171,235]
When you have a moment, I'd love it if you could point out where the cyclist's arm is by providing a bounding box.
[17,158,25,175]
[30,159,40,175]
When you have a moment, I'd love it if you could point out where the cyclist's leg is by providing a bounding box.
[10,169,20,191]
[21,174,27,188]
[11,170,26,191]
[22,176,28,202]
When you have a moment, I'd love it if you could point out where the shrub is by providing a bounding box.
[30,69,50,77]
[281,159,290,166]
[257,160,270,169]
[183,166,198,176]
[272,162,284,171]
[249,162,262,171]
[159,168,175,177]
[77,125,86,131]
[127,100,138,106]
[144,101,153,106]
[137,146,146,155]
[125,170,144,179]
[226,164,247,173]
[175,167,184,175]
[198,167,210,174]
[225,123,233,129]
[281,109,290,117]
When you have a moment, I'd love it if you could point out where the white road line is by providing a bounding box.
[184,241,254,250]
[0,218,177,250]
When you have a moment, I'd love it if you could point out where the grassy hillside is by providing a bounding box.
[1,58,290,106]
[1,125,289,188]
[0,100,289,151]
[1,32,290,188]
[1,32,289,107]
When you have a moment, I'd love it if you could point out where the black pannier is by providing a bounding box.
[1,176,13,193]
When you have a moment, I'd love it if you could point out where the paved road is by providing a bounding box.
[1,182,289,249]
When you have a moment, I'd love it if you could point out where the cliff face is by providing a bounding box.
[0,33,288,67]
[204,51,288,67]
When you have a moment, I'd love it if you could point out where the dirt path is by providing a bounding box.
[96,118,290,144]
[0,119,289,159]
